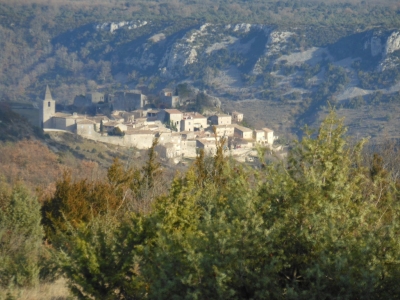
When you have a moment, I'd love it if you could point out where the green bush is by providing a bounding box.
[56,112,400,298]
[0,186,44,287]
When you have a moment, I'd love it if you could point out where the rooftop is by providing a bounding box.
[183,112,206,119]
[76,119,96,125]
[164,109,183,114]
[262,128,274,133]
[212,114,230,118]
[234,124,252,132]
[213,124,234,128]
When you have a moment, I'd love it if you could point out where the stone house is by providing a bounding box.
[209,114,231,126]
[132,109,147,119]
[114,90,147,111]
[74,92,105,108]
[234,125,253,139]
[134,118,147,127]
[156,142,181,159]
[213,124,235,137]
[164,109,183,131]
[180,112,207,132]
[262,128,275,145]
[232,111,243,123]
[253,130,265,142]
[52,112,87,132]
[102,121,124,134]
[196,138,218,155]
[87,92,105,103]
[76,119,96,135]
[146,110,159,121]
[158,132,181,145]
[180,137,197,157]
[87,115,109,132]
[160,88,180,108]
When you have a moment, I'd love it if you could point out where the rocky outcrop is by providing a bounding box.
[95,20,148,33]
[385,31,400,55]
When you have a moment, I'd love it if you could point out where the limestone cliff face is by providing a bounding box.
[93,22,399,79]
[61,21,400,101]
[96,20,148,33]
[375,31,400,71]
[385,31,400,55]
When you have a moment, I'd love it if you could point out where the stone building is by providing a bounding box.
[196,138,218,155]
[156,142,181,159]
[253,130,265,142]
[262,128,275,145]
[209,114,231,126]
[232,111,243,123]
[160,88,180,108]
[164,109,183,131]
[213,124,235,137]
[76,119,96,135]
[40,85,56,129]
[180,112,207,132]
[114,90,147,111]
[234,125,253,139]
[74,92,106,108]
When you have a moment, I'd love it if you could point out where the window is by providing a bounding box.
[48,101,51,107]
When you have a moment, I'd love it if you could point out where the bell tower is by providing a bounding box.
[40,85,55,129]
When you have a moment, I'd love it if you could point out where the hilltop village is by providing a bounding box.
[40,86,278,162]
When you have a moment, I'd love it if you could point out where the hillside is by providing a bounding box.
[1,1,400,141]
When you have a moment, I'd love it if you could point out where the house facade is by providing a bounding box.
[209,114,231,126]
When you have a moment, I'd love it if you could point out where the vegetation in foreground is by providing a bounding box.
[3,111,400,299]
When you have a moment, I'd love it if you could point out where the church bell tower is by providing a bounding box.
[40,85,55,129]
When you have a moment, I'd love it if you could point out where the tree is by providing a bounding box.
[56,111,400,298]
[0,185,44,287]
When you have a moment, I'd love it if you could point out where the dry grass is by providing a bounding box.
[0,278,72,300]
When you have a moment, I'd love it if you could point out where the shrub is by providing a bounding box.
[0,186,44,287]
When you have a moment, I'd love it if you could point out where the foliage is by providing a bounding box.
[42,139,163,242]
[56,111,400,298]
[57,213,148,300]
[0,185,44,287]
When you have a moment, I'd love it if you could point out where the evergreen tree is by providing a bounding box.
[0,185,44,287]
[56,111,400,298]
